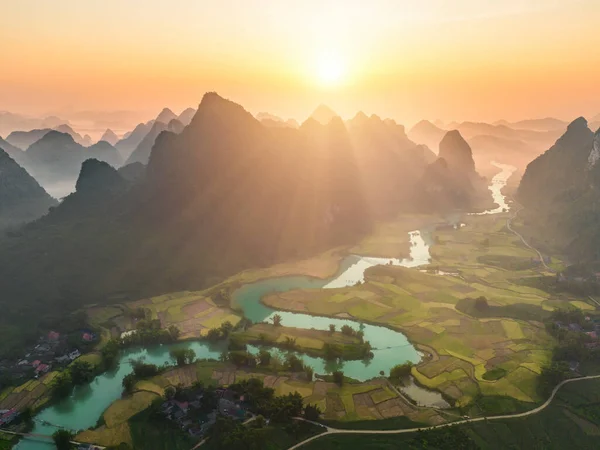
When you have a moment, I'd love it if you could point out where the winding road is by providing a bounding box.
[287,374,600,449]
[506,204,553,272]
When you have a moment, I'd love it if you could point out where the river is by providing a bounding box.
[15,163,516,449]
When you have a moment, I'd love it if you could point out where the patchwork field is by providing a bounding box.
[262,213,591,409]
[88,291,243,340]
[0,370,57,412]
[234,323,363,354]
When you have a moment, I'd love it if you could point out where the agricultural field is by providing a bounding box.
[234,323,363,354]
[0,370,57,412]
[88,291,243,340]
[262,213,593,409]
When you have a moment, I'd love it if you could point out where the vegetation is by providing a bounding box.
[52,429,75,450]
[390,362,414,379]
[169,348,196,366]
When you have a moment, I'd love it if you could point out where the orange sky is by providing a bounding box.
[2,0,600,125]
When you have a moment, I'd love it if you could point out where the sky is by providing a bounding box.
[2,0,600,126]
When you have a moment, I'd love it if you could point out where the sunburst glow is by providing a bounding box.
[315,54,346,86]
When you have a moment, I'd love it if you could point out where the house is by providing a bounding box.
[0,409,19,426]
[173,401,189,413]
[68,350,81,361]
[568,323,583,332]
[82,333,95,342]
[586,331,598,340]
[35,363,51,375]
[48,331,60,342]
[32,360,41,368]
[55,355,71,364]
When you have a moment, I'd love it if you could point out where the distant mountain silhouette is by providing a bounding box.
[75,159,127,194]
[115,122,152,159]
[416,130,488,211]
[257,112,299,128]
[6,128,52,150]
[0,147,56,229]
[55,124,92,146]
[155,108,178,124]
[100,129,119,146]
[18,131,121,196]
[0,112,68,137]
[408,120,446,152]
[494,117,568,132]
[124,119,183,165]
[309,104,339,125]
[178,108,196,126]
[518,117,600,261]
[0,136,25,163]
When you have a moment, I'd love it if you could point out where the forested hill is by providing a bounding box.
[518,117,600,262]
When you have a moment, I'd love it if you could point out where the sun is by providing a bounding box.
[315,54,346,86]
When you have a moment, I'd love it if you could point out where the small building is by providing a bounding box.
[82,332,95,342]
[0,409,19,426]
[568,323,583,332]
[31,360,41,368]
[48,331,60,342]
[55,355,71,364]
[68,350,81,361]
[35,363,51,375]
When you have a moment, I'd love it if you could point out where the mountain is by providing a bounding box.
[494,117,568,132]
[517,117,599,261]
[309,104,339,125]
[55,124,90,146]
[0,93,472,349]
[467,135,538,170]
[6,129,52,150]
[0,112,68,137]
[454,121,563,149]
[415,130,488,212]
[178,108,196,126]
[100,129,119,146]
[19,131,121,197]
[408,120,446,152]
[115,122,152,159]
[0,136,26,163]
[0,147,56,229]
[86,141,123,168]
[257,112,299,129]
[118,162,146,183]
[124,119,183,165]
[155,108,178,124]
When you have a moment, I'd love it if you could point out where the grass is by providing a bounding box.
[103,391,160,428]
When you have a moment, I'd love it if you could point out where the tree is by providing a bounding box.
[168,325,181,340]
[122,373,137,394]
[390,362,413,379]
[329,324,336,333]
[52,429,75,450]
[51,371,73,398]
[70,361,95,385]
[474,296,489,311]
[101,339,120,367]
[258,349,271,366]
[304,365,314,382]
[207,328,222,342]
[284,336,296,349]
[272,314,283,327]
[165,385,176,399]
[304,404,321,421]
[285,354,303,372]
[170,348,196,366]
[285,421,301,440]
[332,370,344,386]
[220,321,234,336]
[340,325,354,336]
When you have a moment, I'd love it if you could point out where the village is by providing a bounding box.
[0,328,98,428]
[159,385,248,438]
